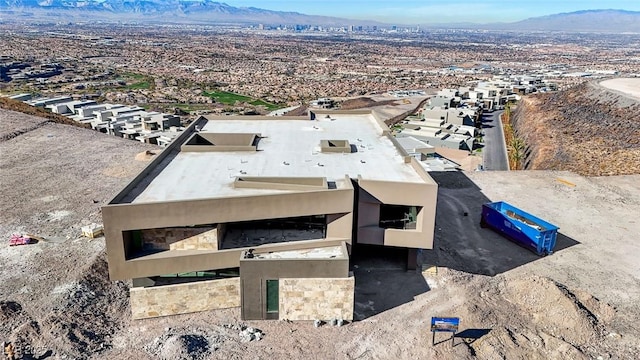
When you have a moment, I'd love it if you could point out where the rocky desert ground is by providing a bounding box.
[512,78,640,176]
[1,96,640,359]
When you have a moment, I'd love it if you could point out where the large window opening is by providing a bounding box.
[379,205,420,230]
[134,267,240,287]
[221,215,327,250]
[123,224,219,260]
[151,267,239,286]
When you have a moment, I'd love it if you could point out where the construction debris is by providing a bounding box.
[556,178,576,187]
[422,264,438,276]
[145,327,219,359]
[239,327,263,342]
[81,224,104,239]
[9,234,32,246]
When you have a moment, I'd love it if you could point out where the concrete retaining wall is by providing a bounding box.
[279,277,354,321]
[130,277,240,319]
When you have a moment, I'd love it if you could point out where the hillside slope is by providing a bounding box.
[512,81,640,176]
[0,109,157,358]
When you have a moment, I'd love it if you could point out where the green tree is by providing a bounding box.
[509,137,525,170]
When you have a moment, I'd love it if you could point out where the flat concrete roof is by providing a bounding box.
[50,100,94,108]
[405,120,442,130]
[399,128,442,138]
[395,136,434,152]
[130,113,424,203]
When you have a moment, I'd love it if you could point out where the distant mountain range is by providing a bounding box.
[488,9,640,33]
[1,1,640,33]
[0,0,382,26]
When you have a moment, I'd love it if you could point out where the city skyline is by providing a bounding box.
[222,1,640,24]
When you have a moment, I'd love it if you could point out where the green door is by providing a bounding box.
[266,279,279,318]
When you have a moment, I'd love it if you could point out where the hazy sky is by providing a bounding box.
[222,1,640,24]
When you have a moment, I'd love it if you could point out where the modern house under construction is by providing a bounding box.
[102,110,438,321]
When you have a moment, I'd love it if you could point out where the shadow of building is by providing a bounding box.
[423,171,579,276]
[350,245,429,320]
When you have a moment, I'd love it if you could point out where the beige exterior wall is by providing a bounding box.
[279,277,354,321]
[239,244,350,320]
[130,277,240,319]
[326,212,353,241]
[383,228,424,247]
[103,183,354,280]
[357,177,437,250]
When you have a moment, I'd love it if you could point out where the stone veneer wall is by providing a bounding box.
[140,227,218,251]
[279,277,354,321]
[130,277,240,319]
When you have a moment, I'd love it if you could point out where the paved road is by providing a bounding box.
[481,110,509,171]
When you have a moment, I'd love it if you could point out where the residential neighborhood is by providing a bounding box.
[7,93,184,146]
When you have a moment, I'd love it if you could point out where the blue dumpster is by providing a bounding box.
[480,201,559,256]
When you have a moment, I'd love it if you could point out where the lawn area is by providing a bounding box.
[203,90,280,111]
[203,90,251,103]
[122,72,146,80]
[115,72,153,90]
[249,99,280,111]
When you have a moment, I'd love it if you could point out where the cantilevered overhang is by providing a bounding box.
[103,179,354,280]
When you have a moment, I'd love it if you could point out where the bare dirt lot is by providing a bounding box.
[0,109,157,358]
[599,78,640,100]
[1,109,639,359]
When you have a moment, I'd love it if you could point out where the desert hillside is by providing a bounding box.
[512,80,640,176]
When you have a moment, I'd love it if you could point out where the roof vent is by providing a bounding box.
[320,140,355,153]
[181,133,261,152]
[234,176,328,190]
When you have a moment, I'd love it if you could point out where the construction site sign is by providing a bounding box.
[431,317,459,332]
[430,317,459,347]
